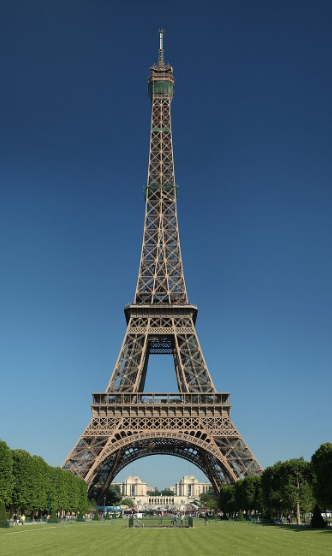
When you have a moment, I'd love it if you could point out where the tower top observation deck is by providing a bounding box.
[148,29,174,100]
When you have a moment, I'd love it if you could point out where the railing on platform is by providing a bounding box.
[92,392,230,406]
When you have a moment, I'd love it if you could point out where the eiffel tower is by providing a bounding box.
[62,30,262,502]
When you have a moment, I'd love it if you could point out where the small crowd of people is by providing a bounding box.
[170,513,185,525]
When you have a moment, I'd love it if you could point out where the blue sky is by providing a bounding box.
[1,0,331,489]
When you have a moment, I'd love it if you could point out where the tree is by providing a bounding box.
[0,499,8,527]
[11,449,34,514]
[240,476,262,516]
[200,488,217,508]
[63,469,78,514]
[261,459,314,521]
[261,462,284,518]
[206,498,217,510]
[234,480,243,513]
[219,485,236,516]
[161,489,174,496]
[76,476,89,515]
[299,481,315,514]
[105,485,122,506]
[0,441,89,518]
[279,458,314,521]
[0,440,14,506]
[121,497,134,507]
[311,443,332,510]
[88,498,97,512]
[48,466,88,515]
[30,456,49,515]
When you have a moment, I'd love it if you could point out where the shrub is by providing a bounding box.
[238,509,244,521]
[311,504,326,528]
[93,510,99,521]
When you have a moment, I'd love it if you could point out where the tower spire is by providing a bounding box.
[158,28,165,66]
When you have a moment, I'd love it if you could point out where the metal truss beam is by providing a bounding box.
[62,31,262,498]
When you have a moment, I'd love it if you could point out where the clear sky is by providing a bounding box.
[1,0,331,489]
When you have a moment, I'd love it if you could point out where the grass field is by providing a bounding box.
[0,519,331,556]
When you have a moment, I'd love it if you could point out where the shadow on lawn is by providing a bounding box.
[260,523,332,535]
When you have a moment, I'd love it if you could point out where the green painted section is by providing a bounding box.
[148,80,174,99]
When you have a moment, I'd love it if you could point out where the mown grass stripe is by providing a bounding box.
[0,520,331,556]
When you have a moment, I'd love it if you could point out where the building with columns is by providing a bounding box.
[117,475,147,497]
[171,475,211,497]
[113,475,211,511]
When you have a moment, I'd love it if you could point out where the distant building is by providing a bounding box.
[112,474,211,511]
[115,475,147,497]
[173,475,211,497]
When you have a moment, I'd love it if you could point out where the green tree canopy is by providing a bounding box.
[199,488,217,506]
[49,466,67,513]
[0,440,89,516]
[121,497,134,507]
[0,499,8,526]
[234,480,243,512]
[30,455,49,514]
[261,462,284,516]
[240,475,262,514]
[49,466,88,514]
[311,442,332,510]
[0,440,14,505]
[219,485,236,515]
[12,449,34,513]
[261,458,314,517]
[105,484,122,506]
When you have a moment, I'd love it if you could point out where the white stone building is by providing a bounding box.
[172,475,211,497]
[113,474,211,511]
[116,475,147,497]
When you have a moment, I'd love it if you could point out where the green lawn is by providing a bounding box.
[0,519,331,556]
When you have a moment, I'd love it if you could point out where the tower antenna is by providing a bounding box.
[158,28,165,66]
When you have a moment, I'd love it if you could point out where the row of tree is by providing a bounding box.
[220,443,332,520]
[0,439,89,518]
[146,489,174,497]
[1,437,331,521]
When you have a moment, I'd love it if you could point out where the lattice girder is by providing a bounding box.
[63,396,261,503]
[136,188,187,305]
[62,33,263,497]
[106,310,215,393]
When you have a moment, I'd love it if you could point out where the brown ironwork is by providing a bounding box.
[62,30,262,502]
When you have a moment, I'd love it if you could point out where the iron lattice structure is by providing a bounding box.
[63,31,262,502]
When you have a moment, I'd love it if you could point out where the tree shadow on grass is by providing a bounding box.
[260,523,332,535]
